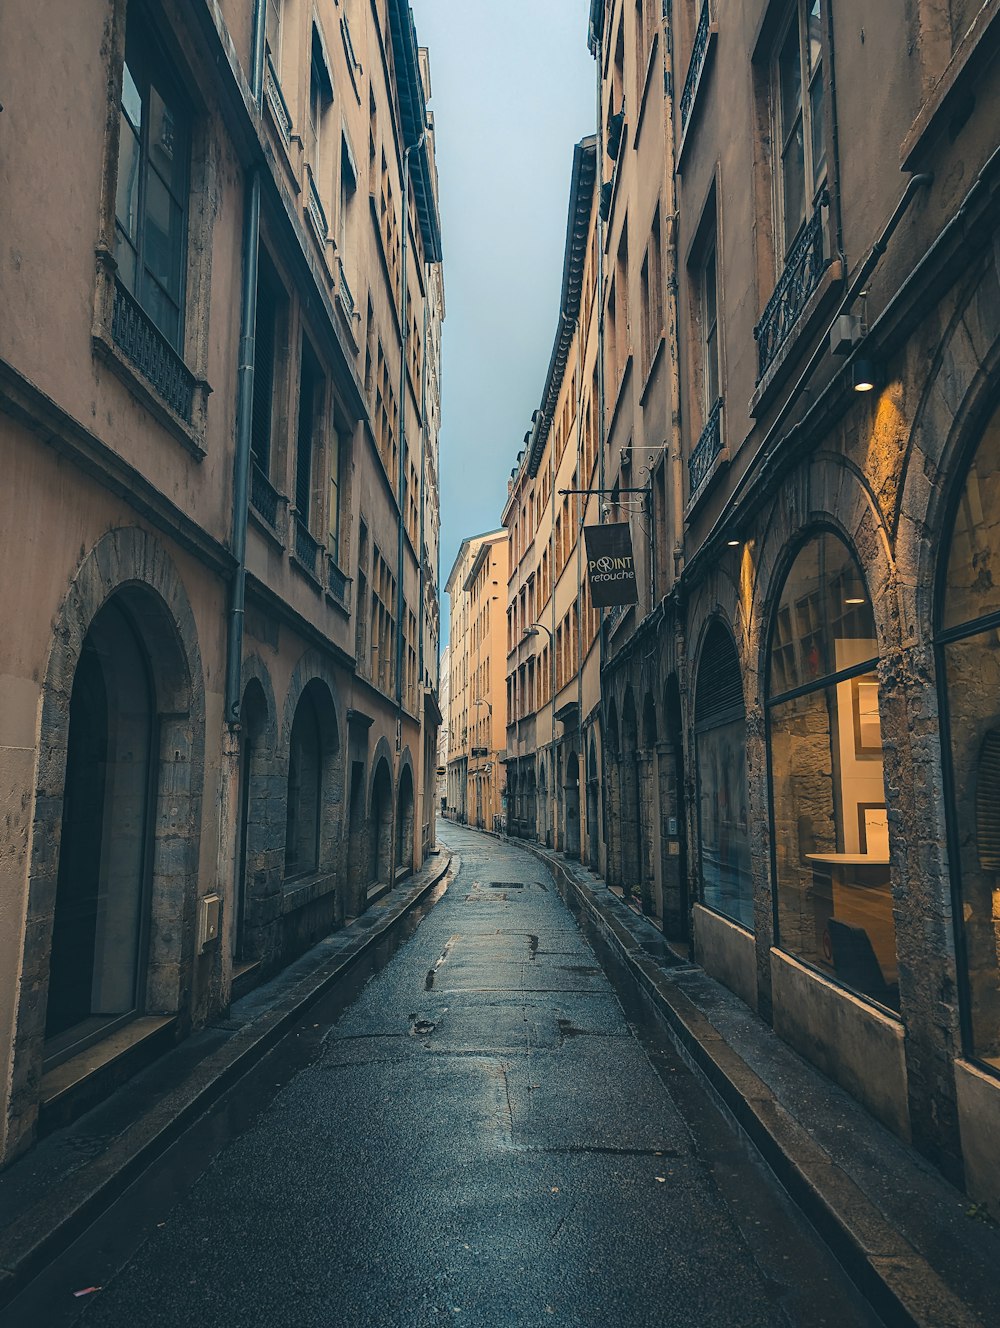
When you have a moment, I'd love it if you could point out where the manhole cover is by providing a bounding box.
[489,881,524,889]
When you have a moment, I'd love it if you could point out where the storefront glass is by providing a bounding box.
[768,533,898,1011]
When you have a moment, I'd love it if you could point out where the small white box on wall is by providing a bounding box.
[198,893,222,950]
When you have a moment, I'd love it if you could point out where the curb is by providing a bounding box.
[0,850,456,1309]
[513,838,982,1328]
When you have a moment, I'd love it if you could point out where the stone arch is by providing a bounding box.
[367,740,395,890]
[604,698,622,885]
[10,527,206,1157]
[280,661,343,884]
[396,749,415,875]
[565,750,581,859]
[621,688,641,897]
[234,655,279,967]
[661,673,689,939]
[587,735,601,871]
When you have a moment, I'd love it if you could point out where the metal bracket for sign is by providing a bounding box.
[557,486,648,495]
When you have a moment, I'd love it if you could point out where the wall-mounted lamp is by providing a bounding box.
[852,358,877,393]
[726,538,741,548]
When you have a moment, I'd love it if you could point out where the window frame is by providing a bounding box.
[770,0,826,261]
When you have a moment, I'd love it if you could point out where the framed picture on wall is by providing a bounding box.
[858,803,889,858]
[852,676,882,756]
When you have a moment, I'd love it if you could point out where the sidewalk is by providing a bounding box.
[510,835,1000,1328]
[0,848,454,1309]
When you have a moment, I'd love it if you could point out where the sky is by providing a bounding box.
[410,1,596,641]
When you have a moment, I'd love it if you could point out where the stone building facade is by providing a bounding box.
[0,0,443,1164]
[444,531,508,830]
[505,0,1000,1211]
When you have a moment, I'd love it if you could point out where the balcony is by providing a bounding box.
[306,165,329,246]
[678,0,716,158]
[337,256,356,321]
[688,396,724,496]
[250,463,280,530]
[327,559,349,607]
[111,279,195,423]
[294,518,323,580]
[754,195,830,381]
[265,52,292,147]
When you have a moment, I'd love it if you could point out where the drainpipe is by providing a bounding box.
[416,282,431,853]
[574,328,586,859]
[593,24,609,872]
[395,130,427,747]
[225,1,267,726]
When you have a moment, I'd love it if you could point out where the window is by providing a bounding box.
[641,209,663,377]
[114,15,191,351]
[295,341,322,533]
[285,690,322,879]
[307,30,333,177]
[695,622,752,928]
[940,402,1000,1069]
[701,237,720,412]
[265,0,283,64]
[338,131,358,254]
[768,533,898,1012]
[773,0,826,257]
[250,254,283,480]
[329,423,346,566]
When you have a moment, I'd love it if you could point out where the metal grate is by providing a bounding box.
[294,518,323,575]
[694,619,744,729]
[754,194,830,380]
[689,396,724,495]
[489,881,524,889]
[679,0,711,138]
[977,731,1000,871]
[250,464,280,528]
[112,278,195,422]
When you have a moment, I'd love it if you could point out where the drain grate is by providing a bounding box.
[489,881,524,889]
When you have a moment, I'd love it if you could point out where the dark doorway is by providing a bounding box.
[45,599,155,1064]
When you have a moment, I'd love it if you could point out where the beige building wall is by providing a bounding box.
[445,531,508,829]
[0,0,443,1164]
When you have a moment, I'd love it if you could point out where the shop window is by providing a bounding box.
[768,533,898,1011]
[941,402,1000,1068]
[695,621,752,928]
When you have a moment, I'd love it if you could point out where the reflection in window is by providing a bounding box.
[942,403,1000,1068]
[768,534,898,1011]
[695,621,752,928]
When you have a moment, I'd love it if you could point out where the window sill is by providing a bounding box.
[92,327,208,461]
[900,0,1000,169]
[281,869,338,914]
[748,259,843,419]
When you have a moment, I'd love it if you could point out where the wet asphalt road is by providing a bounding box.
[10,824,881,1328]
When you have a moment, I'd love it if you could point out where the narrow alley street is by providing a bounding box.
[5,824,879,1328]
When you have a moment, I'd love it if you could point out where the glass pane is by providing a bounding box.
[810,67,827,192]
[706,325,719,407]
[945,629,1000,1063]
[782,120,806,252]
[148,84,188,202]
[121,58,142,132]
[807,0,823,75]
[944,403,1000,629]
[769,533,876,696]
[140,275,181,349]
[778,20,802,136]
[703,246,717,333]
[114,228,138,293]
[770,679,897,1010]
[698,717,753,928]
[143,172,185,306]
[115,116,142,242]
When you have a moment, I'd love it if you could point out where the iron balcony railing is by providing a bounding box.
[688,395,724,495]
[250,463,280,529]
[306,165,329,245]
[754,194,830,380]
[680,0,711,139]
[265,52,292,147]
[294,517,323,577]
[337,256,355,320]
[111,278,195,422]
[327,559,349,605]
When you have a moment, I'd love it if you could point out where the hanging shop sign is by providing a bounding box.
[583,522,639,608]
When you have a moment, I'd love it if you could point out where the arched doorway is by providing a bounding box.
[234,677,270,966]
[621,690,641,899]
[640,692,658,916]
[396,762,415,876]
[565,752,581,859]
[663,674,689,941]
[587,739,600,871]
[538,758,549,846]
[605,701,621,885]
[45,597,156,1061]
[369,759,394,890]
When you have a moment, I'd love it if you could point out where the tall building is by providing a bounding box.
[0,0,442,1164]
[506,0,1000,1211]
[444,531,509,829]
